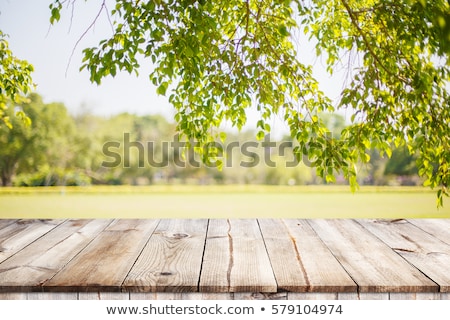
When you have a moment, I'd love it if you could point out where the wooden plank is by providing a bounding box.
[308,219,438,293]
[319,292,389,300]
[181,292,234,300]
[415,293,442,300]
[44,219,160,292]
[179,293,234,300]
[0,219,63,263]
[78,292,130,300]
[0,219,18,231]
[441,293,450,300]
[0,293,27,300]
[294,292,387,300]
[123,219,208,292]
[130,292,234,300]
[358,219,450,292]
[358,293,389,300]
[130,292,186,300]
[288,293,338,300]
[408,219,450,245]
[337,293,359,300]
[234,292,287,300]
[26,292,78,300]
[258,219,356,292]
[336,293,388,300]
[370,292,445,300]
[199,219,277,293]
[0,219,112,292]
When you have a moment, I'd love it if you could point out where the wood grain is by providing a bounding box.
[0,220,18,231]
[0,219,63,263]
[78,292,130,300]
[288,293,338,300]
[358,219,450,292]
[199,219,277,292]
[0,218,449,298]
[408,219,450,245]
[259,219,356,292]
[26,292,78,300]
[44,219,159,292]
[0,293,27,300]
[308,219,438,292]
[0,219,111,292]
[123,219,208,292]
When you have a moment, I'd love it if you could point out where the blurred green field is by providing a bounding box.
[0,185,449,219]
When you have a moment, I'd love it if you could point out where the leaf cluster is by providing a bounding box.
[49,0,450,205]
[0,31,34,128]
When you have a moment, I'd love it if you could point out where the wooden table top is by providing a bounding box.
[0,219,449,293]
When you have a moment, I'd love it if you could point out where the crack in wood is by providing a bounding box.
[292,236,311,290]
[393,248,416,253]
[283,220,311,290]
[1,218,446,295]
[374,219,406,224]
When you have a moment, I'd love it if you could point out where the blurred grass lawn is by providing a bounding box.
[0,185,449,219]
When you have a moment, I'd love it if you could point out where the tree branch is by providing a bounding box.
[340,0,408,83]
[65,0,108,77]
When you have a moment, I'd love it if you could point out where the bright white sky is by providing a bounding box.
[1,0,175,117]
[0,0,343,135]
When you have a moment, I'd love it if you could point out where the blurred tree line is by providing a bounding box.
[0,93,420,187]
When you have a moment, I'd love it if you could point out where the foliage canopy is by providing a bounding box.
[0,94,80,186]
[0,31,34,128]
[3,0,450,203]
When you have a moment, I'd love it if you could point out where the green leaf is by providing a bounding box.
[156,82,168,96]
[256,131,265,141]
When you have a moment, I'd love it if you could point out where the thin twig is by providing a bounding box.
[65,0,107,77]
[340,0,408,83]
[68,0,76,34]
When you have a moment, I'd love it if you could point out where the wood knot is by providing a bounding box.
[160,271,173,276]
[171,233,189,239]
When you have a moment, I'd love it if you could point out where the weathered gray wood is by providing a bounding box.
[358,293,389,300]
[415,293,442,300]
[199,219,277,293]
[288,293,338,300]
[44,219,159,292]
[337,293,359,300]
[0,293,27,299]
[308,219,438,293]
[358,219,450,292]
[123,219,208,293]
[259,219,356,292]
[1,292,446,300]
[0,220,18,231]
[389,293,417,300]
[179,293,234,300]
[130,292,234,300]
[441,293,450,300]
[336,293,391,300]
[408,219,450,245]
[130,292,186,300]
[27,292,78,300]
[233,292,287,300]
[0,219,63,263]
[0,219,111,292]
[78,292,130,300]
